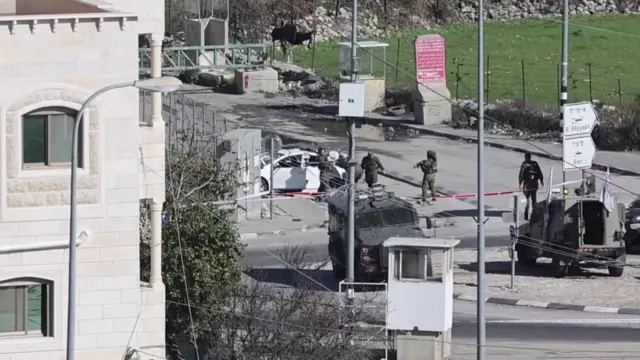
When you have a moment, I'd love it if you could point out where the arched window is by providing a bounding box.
[0,278,53,337]
[22,107,84,169]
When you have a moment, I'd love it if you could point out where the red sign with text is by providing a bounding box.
[414,35,446,84]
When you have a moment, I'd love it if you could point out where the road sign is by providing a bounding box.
[563,102,598,137]
[562,135,596,171]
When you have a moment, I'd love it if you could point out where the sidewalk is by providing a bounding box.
[237,198,328,239]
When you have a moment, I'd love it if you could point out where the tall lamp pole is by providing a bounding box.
[476,0,486,359]
[66,77,182,360]
[560,0,569,192]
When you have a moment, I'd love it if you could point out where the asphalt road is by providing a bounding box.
[242,233,510,268]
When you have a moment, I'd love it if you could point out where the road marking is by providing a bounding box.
[466,318,640,324]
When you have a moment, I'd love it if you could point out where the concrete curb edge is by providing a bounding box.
[391,123,640,177]
[453,293,640,315]
[240,223,327,240]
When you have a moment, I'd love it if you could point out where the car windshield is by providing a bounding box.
[630,197,640,209]
[355,208,417,229]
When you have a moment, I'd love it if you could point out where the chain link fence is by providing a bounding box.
[140,91,240,156]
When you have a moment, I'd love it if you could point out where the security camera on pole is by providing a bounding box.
[562,102,598,189]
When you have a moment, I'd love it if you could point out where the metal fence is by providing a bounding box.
[139,91,239,156]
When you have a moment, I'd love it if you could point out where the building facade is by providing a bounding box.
[0,0,166,359]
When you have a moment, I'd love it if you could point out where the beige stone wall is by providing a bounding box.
[0,15,165,360]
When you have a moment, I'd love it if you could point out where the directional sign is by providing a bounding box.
[562,135,596,171]
[563,102,598,137]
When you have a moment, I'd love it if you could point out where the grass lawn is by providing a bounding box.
[284,15,640,107]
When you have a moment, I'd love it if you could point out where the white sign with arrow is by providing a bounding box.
[563,136,596,171]
[562,102,598,171]
[563,102,597,137]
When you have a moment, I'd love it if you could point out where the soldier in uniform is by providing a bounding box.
[414,150,438,202]
[361,151,385,188]
[518,152,544,220]
[317,147,331,193]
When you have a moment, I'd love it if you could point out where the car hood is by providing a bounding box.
[357,226,426,246]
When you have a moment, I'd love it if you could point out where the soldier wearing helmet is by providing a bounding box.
[414,150,438,202]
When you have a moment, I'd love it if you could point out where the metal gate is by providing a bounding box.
[338,281,390,359]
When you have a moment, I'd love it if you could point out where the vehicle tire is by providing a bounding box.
[260,178,269,192]
[517,247,537,267]
[552,258,569,278]
[608,265,624,277]
[332,261,346,281]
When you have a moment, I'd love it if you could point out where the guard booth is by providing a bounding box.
[383,237,459,360]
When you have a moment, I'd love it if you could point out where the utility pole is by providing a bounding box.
[561,0,569,193]
[269,137,275,220]
[346,0,358,301]
[476,0,486,358]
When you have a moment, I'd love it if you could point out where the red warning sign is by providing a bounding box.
[414,34,446,84]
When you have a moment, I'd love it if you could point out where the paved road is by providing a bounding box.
[241,231,511,268]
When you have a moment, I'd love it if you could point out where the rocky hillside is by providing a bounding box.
[230,0,640,43]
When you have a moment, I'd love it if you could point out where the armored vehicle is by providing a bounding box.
[516,195,626,278]
[326,185,432,282]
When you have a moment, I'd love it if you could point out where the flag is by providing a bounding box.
[600,167,615,214]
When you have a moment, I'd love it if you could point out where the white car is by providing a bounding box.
[260,148,347,192]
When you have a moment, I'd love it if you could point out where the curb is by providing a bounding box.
[453,293,640,315]
[240,223,327,240]
[389,122,640,177]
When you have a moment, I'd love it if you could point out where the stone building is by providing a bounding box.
[0,0,166,359]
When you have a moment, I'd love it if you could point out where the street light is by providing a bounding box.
[66,76,182,360]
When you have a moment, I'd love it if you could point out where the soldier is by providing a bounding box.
[519,152,544,220]
[354,162,364,183]
[414,150,438,202]
[361,151,385,188]
[317,147,331,193]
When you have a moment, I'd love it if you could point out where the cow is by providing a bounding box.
[271,21,315,62]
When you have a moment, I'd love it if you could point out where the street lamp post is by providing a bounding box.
[66,77,182,360]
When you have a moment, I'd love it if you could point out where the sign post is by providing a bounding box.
[562,102,598,173]
[509,194,520,289]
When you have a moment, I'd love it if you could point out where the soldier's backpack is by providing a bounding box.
[419,160,436,174]
[522,161,541,181]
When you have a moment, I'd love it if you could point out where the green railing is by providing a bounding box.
[139,43,270,74]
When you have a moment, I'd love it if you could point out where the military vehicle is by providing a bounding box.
[515,194,626,278]
[326,184,432,282]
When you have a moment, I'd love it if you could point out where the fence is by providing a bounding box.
[379,37,640,109]
[139,91,240,156]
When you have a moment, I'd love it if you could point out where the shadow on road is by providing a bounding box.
[433,209,505,218]
[458,261,611,278]
[245,267,338,292]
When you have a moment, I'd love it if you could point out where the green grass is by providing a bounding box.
[284,15,640,106]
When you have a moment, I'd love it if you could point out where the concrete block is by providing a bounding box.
[102,303,140,319]
[77,261,115,277]
[101,216,138,232]
[111,260,139,275]
[105,188,139,204]
[79,290,123,305]
[97,332,137,348]
[79,319,114,334]
[235,67,279,94]
[113,318,139,333]
[140,304,165,319]
[77,275,138,291]
[76,305,104,320]
[100,245,139,261]
[121,288,143,304]
[22,249,64,265]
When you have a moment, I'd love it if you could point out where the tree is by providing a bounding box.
[202,245,388,360]
[140,128,246,358]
